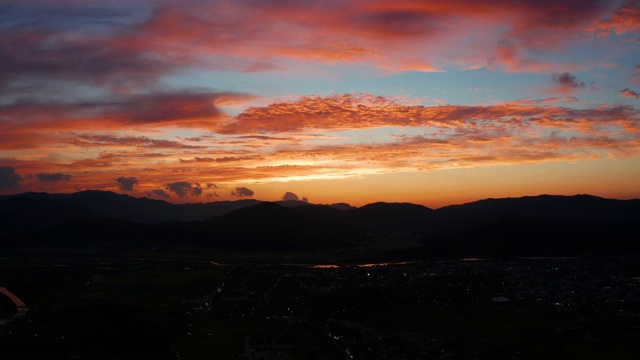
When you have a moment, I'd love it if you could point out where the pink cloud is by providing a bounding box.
[589,3,640,36]
[620,88,640,98]
[0,0,627,90]
[222,93,639,134]
[0,91,251,145]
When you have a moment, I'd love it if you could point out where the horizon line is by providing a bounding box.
[2,189,637,210]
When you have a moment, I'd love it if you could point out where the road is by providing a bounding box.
[0,286,28,326]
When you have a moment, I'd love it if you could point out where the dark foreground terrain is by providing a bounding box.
[1,192,639,358]
[2,249,640,359]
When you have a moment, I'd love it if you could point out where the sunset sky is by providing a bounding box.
[1,0,639,207]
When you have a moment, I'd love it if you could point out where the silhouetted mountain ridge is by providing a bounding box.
[2,191,638,226]
[0,190,261,223]
[348,202,435,232]
[1,191,639,255]
[436,194,640,223]
[0,197,104,232]
[204,202,358,250]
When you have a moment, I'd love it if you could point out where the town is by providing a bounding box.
[2,251,640,359]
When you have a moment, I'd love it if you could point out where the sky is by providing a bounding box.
[0,0,639,208]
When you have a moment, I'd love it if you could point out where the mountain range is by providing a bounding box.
[1,191,639,256]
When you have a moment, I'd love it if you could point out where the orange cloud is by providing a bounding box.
[2,92,639,199]
[589,3,640,36]
[620,88,640,98]
[223,93,639,134]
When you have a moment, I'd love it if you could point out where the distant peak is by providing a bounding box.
[360,201,432,210]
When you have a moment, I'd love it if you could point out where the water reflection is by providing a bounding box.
[310,261,413,269]
[310,264,340,269]
[207,260,415,269]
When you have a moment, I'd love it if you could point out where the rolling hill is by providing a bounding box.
[1,191,639,255]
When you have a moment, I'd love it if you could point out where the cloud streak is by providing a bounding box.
[69,133,205,150]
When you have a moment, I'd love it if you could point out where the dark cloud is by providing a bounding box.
[192,183,203,196]
[620,88,640,98]
[231,186,254,197]
[166,182,190,198]
[147,188,170,199]
[353,10,442,38]
[207,183,217,188]
[207,191,219,197]
[99,92,226,126]
[35,172,71,182]
[116,176,138,191]
[0,3,167,91]
[515,0,610,32]
[281,192,309,202]
[166,181,203,198]
[0,166,21,189]
[282,192,300,201]
[551,72,587,92]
